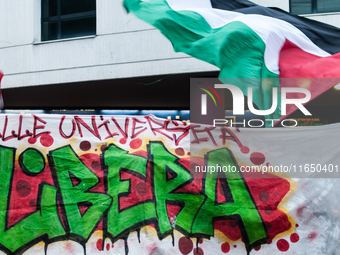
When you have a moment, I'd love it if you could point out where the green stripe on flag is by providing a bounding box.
[124,0,281,125]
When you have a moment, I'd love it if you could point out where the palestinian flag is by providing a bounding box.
[123,0,340,124]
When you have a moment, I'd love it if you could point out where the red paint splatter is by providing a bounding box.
[221,242,230,253]
[106,243,110,251]
[259,190,270,202]
[96,239,103,251]
[131,150,147,157]
[91,161,101,171]
[198,238,203,244]
[213,172,291,245]
[229,220,237,228]
[175,158,203,194]
[215,220,241,241]
[296,206,306,218]
[243,172,291,244]
[265,207,272,215]
[233,245,237,248]
[277,239,289,252]
[308,231,317,241]
[8,161,56,227]
[178,237,193,254]
[119,157,153,211]
[64,241,76,253]
[130,139,142,149]
[295,224,299,228]
[266,163,271,167]
[241,146,250,154]
[112,244,114,248]
[264,221,272,231]
[28,137,36,144]
[16,180,31,197]
[250,152,265,165]
[175,147,185,156]
[40,134,54,147]
[78,204,89,217]
[187,152,191,156]
[216,179,232,203]
[29,199,36,207]
[69,175,80,186]
[193,247,204,255]
[167,204,181,225]
[120,138,127,144]
[100,145,107,152]
[136,182,148,196]
[290,233,299,243]
[80,141,91,151]
[79,153,105,195]
[254,245,261,251]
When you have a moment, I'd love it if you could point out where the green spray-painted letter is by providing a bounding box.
[0,146,65,253]
[150,141,205,237]
[192,148,267,248]
[104,144,156,239]
[50,145,112,241]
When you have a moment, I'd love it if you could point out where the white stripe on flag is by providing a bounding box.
[166,0,330,74]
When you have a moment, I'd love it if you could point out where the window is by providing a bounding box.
[290,0,340,15]
[41,0,96,41]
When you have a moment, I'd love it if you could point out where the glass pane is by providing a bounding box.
[42,0,57,18]
[60,0,96,15]
[317,0,340,13]
[60,16,96,39]
[41,21,58,41]
[290,0,312,14]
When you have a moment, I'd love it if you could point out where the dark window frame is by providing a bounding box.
[312,0,317,13]
[41,0,96,41]
[290,0,340,14]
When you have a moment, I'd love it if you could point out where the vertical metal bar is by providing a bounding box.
[57,0,61,39]
[41,0,45,41]
[312,0,317,13]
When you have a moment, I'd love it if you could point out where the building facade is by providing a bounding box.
[0,0,340,123]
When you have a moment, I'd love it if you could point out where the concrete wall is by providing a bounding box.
[0,0,217,89]
[303,12,340,28]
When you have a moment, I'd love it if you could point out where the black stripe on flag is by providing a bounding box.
[210,0,340,55]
